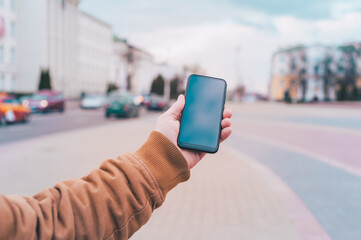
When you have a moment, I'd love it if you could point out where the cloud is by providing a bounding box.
[127,22,277,91]
[80,0,361,94]
[316,12,361,39]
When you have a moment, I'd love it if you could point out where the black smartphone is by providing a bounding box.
[177,74,227,153]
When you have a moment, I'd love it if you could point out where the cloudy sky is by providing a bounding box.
[80,0,361,93]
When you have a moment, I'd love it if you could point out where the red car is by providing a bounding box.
[23,90,65,113]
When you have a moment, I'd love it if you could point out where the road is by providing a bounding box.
[1,102,361,239]
[0,106,151,145]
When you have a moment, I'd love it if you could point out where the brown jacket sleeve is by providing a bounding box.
[0,131,190,240]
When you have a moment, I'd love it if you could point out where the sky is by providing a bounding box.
[79,0,361,93]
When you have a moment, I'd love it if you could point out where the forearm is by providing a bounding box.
[0,131,190,240]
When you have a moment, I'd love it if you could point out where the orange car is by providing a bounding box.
[0,96,31,125]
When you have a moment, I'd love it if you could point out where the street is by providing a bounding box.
[0,105,152,145]
[1,103,361,239]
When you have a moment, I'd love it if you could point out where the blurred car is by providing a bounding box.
[23,90,65,113]
[81,94,108,109]
[0,96,31,125]
[105,92,141,118]
[144,94,167,111]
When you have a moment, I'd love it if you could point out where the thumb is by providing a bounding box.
[165,94,185,119]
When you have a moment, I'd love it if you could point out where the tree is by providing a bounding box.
[337,83,347,101]
[170,77,180,99]
[38,70,52,90]
[106,82,118,95]
[322,56,334,101]
[299,68,307,102]
[351,85,359,101]
[150,75,165,96]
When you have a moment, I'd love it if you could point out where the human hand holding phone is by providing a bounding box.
[155,94,232,169]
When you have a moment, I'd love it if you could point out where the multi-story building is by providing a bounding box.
[3,0,178,98]
[77,11,112,96]
[17,0,79,96]
[111,37,159,94]
[111,37,129,91]
[0,0,17,92]
[4,0,113,98]
[269,44,354,102]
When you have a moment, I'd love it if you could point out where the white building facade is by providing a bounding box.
[3,0,178,98]
[5,0,113,98]
[110,39,159,94]
[17,0,79,96]
[0,0,17,92]
[110,38,183,96]
[77,11,112,95]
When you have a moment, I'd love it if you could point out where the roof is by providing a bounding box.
[338,43,361,54]
[113,35,127,43]
[80,11,112,29]
[275,44,306,54]
[113,35,153,58]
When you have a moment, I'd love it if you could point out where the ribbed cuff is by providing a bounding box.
[135,131,190,196]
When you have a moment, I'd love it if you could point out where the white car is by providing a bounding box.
[80,94,108,109]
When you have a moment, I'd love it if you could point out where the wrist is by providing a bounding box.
[135,131,190,196]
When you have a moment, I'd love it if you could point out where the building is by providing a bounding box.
[77,11,112,96]
[110,37,129,91]
[0,0,17,92]
[5,0,113,98]
[111,37,159,95]
[3,1,179,98]
[269,44,361,102]
[17,0,79,96]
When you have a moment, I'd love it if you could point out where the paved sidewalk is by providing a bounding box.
[132,145,329,240]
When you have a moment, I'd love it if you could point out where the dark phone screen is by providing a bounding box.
[178,75,226,152]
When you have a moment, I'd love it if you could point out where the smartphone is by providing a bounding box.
[177,74,227,153]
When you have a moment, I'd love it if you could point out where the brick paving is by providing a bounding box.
[132,147,303,240]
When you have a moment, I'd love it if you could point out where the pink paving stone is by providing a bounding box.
[235,121,361,172]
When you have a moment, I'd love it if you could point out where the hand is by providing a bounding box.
[155,94,232,169]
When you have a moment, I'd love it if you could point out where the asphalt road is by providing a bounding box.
[0,106,152,146]
[2,102,361,239]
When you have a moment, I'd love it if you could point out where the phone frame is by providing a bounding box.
[177,74,227,153]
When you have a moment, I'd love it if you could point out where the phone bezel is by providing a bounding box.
[177,74,227,154]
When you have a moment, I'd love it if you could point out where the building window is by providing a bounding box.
[10,48,15,64]
[10,75,15,90]
[10,0,15,11]
[0,75,4,90]
[10,21,15,37]
[279,79,284,86]
[0,46,3,63]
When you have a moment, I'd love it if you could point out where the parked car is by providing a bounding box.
[23,90,65,113]
[144,94,167,111]
[0,96,31,125]
[80,94,108,109]
[105,92,140,118]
